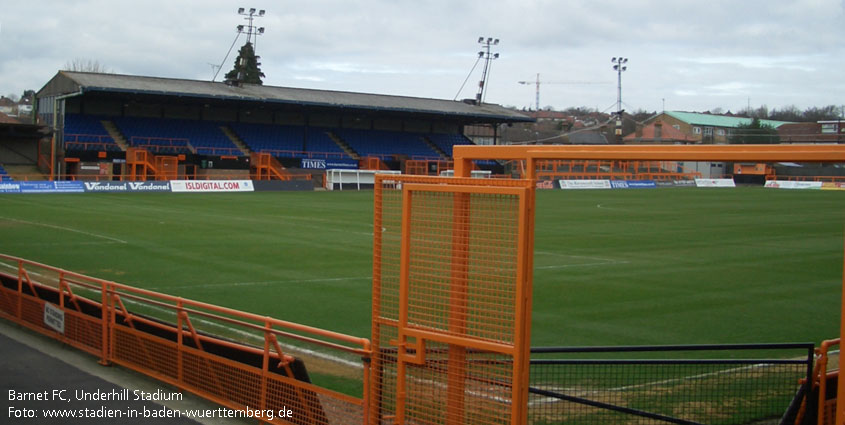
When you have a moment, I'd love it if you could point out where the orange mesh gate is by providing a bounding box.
[371,175,535,425]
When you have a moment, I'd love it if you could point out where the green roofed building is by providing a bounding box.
[649,111,792,144]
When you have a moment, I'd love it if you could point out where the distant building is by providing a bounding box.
[778,120,845,143]
[648,111,791,143]
[0,97,15,116]
[623,120,696,144]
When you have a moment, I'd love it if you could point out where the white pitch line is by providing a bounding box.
[1,216,128,244]
[528,361,799,406]
[534,251,629,269]
[149,275,371,291]
[535,261,629,270]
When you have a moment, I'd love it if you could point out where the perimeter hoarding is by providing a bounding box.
[169,180,254,193]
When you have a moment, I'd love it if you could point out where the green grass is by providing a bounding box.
[0,188,843,348]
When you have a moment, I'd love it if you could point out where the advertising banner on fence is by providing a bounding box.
[558,180,611,190]
[14,181,86,193]
[83,181,172,193]
[695,178,736,188]
[300,158,359,170]
[170,180,254,193]
[0,182,21,193]
[764,180,823,190]
[821,182,845,191]
[611,180,657,189]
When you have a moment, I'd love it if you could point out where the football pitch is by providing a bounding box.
[1,187,843,348]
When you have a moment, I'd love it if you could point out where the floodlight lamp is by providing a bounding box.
[478,51,484,58]
[612,57,616,62]
[238,7,245,14]
[259,9,265,16]
[623,58,628,63]
[478,37,484,43]
[258,27,265,34]
[487,37,493,43]
[622,66,627,71]
[493,38,499,44]
[237,25,244,31]
[613,64,618,70]
[249,8,256,14]
[493,53,499,59]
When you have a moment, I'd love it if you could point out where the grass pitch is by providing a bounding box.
[0,188,843,348]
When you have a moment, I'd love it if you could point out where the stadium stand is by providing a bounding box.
[113,117,241,155]
[229,122,305,157]
[63,114,121,152]
[334,128,440,160]
[426,133,472,157]
[306,129,350,158]
[0,164,11,181]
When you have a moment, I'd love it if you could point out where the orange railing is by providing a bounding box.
[0,254,370,424]
[64,134,118,151]
[195,146,245,156]
[505,159,702,181]
[259,149,351,160]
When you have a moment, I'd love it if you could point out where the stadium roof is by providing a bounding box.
[664,111,791,129]
[38,71,533,124]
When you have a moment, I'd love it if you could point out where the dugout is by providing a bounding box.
[35,71,533,181]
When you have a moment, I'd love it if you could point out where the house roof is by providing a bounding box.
[665,111,791,129]
[37,71,533,124]
[624,120,696,143]
[567,131,608,145]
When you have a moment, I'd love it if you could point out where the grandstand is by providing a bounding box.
[0,163,10,181]
[36,71,532,181]
[63,114,121,152]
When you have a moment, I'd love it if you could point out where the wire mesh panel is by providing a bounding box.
[528,344,814,425]
[371,175,535,425]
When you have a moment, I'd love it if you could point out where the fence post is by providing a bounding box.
[99,282,110,365]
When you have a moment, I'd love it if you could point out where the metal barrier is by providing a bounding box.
[371,174,536,425]
[0,254,370,425]
[528,344,814,425]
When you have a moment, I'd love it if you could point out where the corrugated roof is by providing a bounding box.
[41,71,533,123]
[665,111,791,129]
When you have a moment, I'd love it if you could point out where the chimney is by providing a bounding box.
[654,120,663,140]
[635,123,643,138]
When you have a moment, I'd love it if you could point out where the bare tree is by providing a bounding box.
[63,59,111,73]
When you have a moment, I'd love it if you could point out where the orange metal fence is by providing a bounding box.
[371,174,535,425]
[0,254,370,425]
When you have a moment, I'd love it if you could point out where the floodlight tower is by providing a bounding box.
[611,57,628,139]
[476,37,500,104]
[237,7,266,52]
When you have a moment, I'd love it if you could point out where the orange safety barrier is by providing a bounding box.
[250,152,314,182]
[404,159,454,176]
[0,254,370,425]
[512,159,702,181]
[371,174,535,425]
[452,143,845,425]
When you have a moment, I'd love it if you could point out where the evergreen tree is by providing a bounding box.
[728,118,780,144]
[224,42,264,85]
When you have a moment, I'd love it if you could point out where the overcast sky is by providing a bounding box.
[2,0,844,114]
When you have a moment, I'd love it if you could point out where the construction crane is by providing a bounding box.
[518,73,610,111]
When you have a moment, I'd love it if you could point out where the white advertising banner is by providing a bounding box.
[170,180,254,193]
[764,180,823,190]
[558,180,612,190]
[694,178,736,188]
